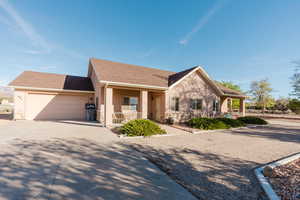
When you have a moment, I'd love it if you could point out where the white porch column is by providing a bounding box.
[104,87,113,126]
[239,98,245,116]
[140,90,148,119]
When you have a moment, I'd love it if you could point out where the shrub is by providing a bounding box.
[288,99,300,114]
[216,118,245,128]
[188,118,230,130]
[237,116,268,125]
[120,119,166,136]
[208,120,230,130]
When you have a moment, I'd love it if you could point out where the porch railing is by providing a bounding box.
[112,112,142,124]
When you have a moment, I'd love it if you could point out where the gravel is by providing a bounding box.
[269,158,300,200]
[128,120,300,200]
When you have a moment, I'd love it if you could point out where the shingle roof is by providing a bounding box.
[168,67,197,86]
[9,71,94,91]
[90,58,245,97]
[90,58,175,87]
[215,81,245,96]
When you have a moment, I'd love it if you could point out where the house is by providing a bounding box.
[9,58,246,126]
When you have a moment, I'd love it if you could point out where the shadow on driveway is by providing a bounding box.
[0,139,196,200]
[229,125,300,144]
[131,144,267,200]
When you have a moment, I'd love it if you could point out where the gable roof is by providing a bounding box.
[90,58,174,88]
[215,81,245,97]
[9,71,94,92]
[168,67,197,86]
[90,58,245,97]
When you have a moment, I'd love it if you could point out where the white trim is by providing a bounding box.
[9,86,95,94]
[99,80,168,90]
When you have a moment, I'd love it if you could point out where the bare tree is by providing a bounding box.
[249,79,273,113]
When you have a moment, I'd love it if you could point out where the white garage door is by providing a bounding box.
[26,93,90,120]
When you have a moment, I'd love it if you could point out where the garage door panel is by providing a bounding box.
[26,93,89,120]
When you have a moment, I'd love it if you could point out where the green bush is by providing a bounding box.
[216,118,245,128]
[188,118,230,130]
[288,99,300,114]
[237,116,268,125]
[120,119,166,136]
[209,120,230,129]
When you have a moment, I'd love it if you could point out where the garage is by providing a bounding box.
[25,93,91,120]
[9,71,95,121]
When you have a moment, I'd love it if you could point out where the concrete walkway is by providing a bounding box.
[0,120,196,200]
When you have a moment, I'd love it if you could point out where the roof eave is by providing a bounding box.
[222,94,248,98]
[9,85,95,94]
[100,80,168,90]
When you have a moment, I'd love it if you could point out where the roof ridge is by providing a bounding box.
[90,57,176,74]
[23,70,89,79]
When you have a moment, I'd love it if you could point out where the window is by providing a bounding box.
[123,97,138,111]
[213,99,220,112]
[171,97,179,111]
[190,99,202,110]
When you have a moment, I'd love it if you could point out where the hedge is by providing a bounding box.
[188,116,267,130]
[120,119,166,136]
[188,118,230,130]
[216,118,245,128]
[237,116,268,125]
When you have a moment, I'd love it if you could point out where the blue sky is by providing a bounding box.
[0,0,299,98]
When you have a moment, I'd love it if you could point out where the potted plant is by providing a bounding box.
[166,117,174,125]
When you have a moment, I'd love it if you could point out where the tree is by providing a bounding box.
[290,61,300,99]
[274,97,289,111]
[288,99,300,114]
[248,79,273,113]
[219,81,242,110]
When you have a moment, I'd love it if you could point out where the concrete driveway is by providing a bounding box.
[128,119,300,200]
[0,120,196,200]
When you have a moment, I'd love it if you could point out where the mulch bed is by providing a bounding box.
[268,158,300,200]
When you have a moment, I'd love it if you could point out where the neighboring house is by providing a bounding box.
[9,58,246,126]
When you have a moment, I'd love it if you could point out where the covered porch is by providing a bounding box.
[102,86,166,126]
[220,95,246,117]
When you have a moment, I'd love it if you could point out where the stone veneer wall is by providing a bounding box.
[167,71,220,123]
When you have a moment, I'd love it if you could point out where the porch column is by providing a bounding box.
[163,91,168,120]
[239,98,245,116]
[228,98,233,113]
[220,96,228,113]
[104,87,113,126]
[140,90,148,119]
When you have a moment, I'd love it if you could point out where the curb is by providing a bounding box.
[118,133,182,139]
[254,153,300,200]
[191,124,268,134]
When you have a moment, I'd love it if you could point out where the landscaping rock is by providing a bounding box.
[263,166,274,177]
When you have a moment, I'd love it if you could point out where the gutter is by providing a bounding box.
[222,94,248,98]
[9,85,95,94]
[99,80,168,90]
